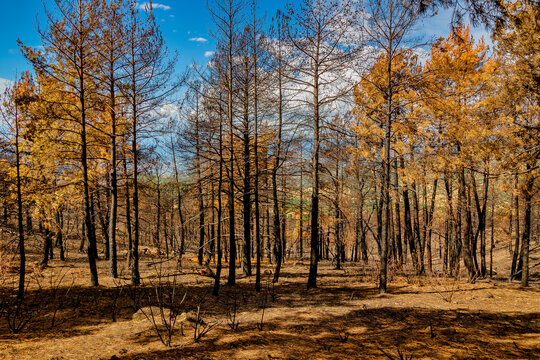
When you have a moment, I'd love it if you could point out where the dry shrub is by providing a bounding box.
[138,266,187,347]
[434,270,462,304]
[387,261,402,282]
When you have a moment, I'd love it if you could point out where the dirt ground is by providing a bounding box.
[0,237,539,360]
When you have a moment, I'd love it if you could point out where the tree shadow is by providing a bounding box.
[116,306,540,359]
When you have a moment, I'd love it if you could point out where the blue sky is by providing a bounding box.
[0,0,287,82]
[0,1,488,83]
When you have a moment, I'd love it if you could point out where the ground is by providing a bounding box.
[0,237,539,360]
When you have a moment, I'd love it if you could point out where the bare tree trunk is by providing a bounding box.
[402,159,418,272]
[213,110,224,296]
[227,36,237,287]
[299,146,304,259]
[281,167,287,263]
[195,97,206,266]
[490,188,494,278]
[334,126,342,270]
[130,102,140,285]
[307,65,320,290]
[521,165,533,287]
[426,178,438,273]
[41,229,53,266]
[251,6,262,289]
[459,168,476,279]
[171,140,185,266]
[56,211,65,261]
[241,66,252,276]
[15,110,25,299]
[82,87,98,286]
[155,168,162,252]
[511,173,520,278]
[411,180,423,274]
[108,87,118,278]
[123,157,133,270]
[394,161,402,265]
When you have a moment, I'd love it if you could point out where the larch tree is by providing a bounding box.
[358,0,423,292]
[492,0,539,286]
[21,0,102,286]
[423,25,494,279]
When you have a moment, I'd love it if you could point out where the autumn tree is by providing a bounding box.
[423,25,495,279]
[491,0,539,286]
[358,0,423,292]
[21,0,102,286]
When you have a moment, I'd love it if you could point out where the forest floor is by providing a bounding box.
[0,237,539,360]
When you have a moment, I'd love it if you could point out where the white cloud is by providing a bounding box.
[189,37,208,43]
[136,2,171,11]
[204,51,215,58]
[159,103,179,119]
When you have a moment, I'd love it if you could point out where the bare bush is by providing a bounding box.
[378,346,414,360]
[138,267,186,347]
[226,290,240,331]
[46,268,79,328]
[193,305,220,342]
[1,279,41,334]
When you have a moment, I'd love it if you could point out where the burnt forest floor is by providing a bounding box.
[0,237,539,360]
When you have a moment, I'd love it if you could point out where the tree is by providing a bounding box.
[208,0,246,286]
[121,0,177,285]
[492,0,539,286]
[358,0,423,292]
[21,0,102,286]
[284,0,361,289]
[94,0,129,278]
[423,25,495,279]
[0,73,38,299]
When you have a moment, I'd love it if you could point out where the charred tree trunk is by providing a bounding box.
[15,111,25,299]
[123,157,133,270]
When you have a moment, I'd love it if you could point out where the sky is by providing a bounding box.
[0,1,490,87]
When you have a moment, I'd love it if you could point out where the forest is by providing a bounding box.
[0,0,538,359]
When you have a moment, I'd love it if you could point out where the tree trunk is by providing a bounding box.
[213,110,224,296]
[130,99,140,285]
[81,91,98,286]
[171,140,185,267]
[426,178,438,274]
[521,165,533,287]
[459,169,475,279]
[307,68,320,290]
[511,174,520,278]
[56,211,65,261]
[108,87,118,277]
[155,169,162,252]
[123,157,133,270]
[299,147,304,259]
[15,112,25,299]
